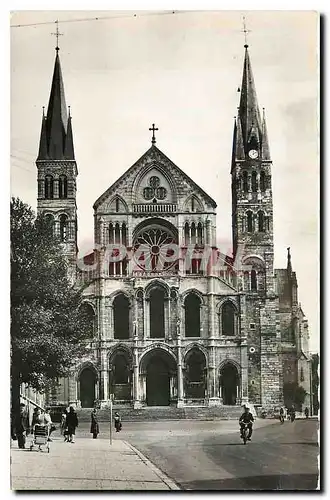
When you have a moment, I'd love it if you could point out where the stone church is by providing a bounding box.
[27,40,312,413]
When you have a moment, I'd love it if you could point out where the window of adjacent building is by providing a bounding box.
[185,294,201,337]
[260,171,266,192]
[251,270,257,291]
[243,171,248,192]
[258,211,265,232]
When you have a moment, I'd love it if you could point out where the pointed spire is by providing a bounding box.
[37,108,48,160]
[234,113,245,160]
[64,107,75,160]
[287,247,292,275]
[261,108,271,160]
[238,45,262,149]
[37,49,75,161]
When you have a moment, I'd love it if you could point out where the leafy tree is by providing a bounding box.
[283,382,307,411]
[311,354,319,415]
[11,198,92,417]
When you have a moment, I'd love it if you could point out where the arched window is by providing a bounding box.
[44,214,55,235]
[59,214,68,242]
[113,355,129,384]
[221,302,236,336]
[191,197,195,212]
[150,288,165,338]
[251,270,257,291]
[258,211,265,232]
[185,294,201,337]
[300,366,305,382]
[45,175,54,199]
[115,198,120,212]
[114,295,130,339]
[197,223,203,245]
[260,171,266,192]
[191,222,196,245]
[265,216,270,231]
[243,171,248,192]
[59,175,68,199]
[184,222,190,246]
[186,351,205,382]
[251,171,257,192]
[109,223,114,244]
[80,303,95,337]
[247,211,253,232]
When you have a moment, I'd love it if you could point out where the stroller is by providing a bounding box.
[29,424,50,453]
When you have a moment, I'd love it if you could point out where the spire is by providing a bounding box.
[287,247,292,275]
[37,108,48,160]
[37,49,74,161]
[238,45,262,151]
[261,108,271,160]
[64,108,75,160]
[234,113,245,160]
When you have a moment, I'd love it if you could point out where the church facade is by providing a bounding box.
[31,41,312,412]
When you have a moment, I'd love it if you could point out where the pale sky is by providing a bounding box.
[10,10,319,352]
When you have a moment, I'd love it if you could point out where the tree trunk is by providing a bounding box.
[11,362,21,437]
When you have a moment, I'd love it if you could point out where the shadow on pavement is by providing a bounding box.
[180,473,319,491]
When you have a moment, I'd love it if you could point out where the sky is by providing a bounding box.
[10,10,319,352]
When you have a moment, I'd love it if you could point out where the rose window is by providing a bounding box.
[133,226,178,272]
[143,176,167,201]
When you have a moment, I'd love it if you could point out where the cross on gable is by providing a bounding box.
[51,20,63,52]
[149,123,159,145]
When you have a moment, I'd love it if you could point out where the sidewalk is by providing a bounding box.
[10,436,180,491]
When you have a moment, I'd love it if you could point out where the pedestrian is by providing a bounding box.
[44,408,56,442]
[66,406,78,443]
[15,403,29,449]
[114,412,122,432]
[304,407,309,419]
[90,408,99,439]
[290,405,296,422]
[60,408,67,436]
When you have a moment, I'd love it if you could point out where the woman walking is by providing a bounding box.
[66,406,78,443]
[90,408,99,439]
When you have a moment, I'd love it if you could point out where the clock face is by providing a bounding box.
[248,149,259,159]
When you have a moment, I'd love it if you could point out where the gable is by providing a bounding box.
[93,145,216,212]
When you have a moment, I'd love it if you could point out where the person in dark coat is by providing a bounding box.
[90,408,99,439]
[305,407,309,419]
[15,403,29,449]
[114,412,122,432]
[66,406,78,443]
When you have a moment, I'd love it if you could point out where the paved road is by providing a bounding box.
[76,419,319,490]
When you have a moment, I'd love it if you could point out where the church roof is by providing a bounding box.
[37,50,75,161]
[93,144,217,210]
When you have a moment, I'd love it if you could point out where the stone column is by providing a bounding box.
[133,325,141,409]
[207,278,220,406]
[99,348,109,405]
[176,321,184,407]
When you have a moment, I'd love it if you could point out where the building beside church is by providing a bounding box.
[27,39,312,412]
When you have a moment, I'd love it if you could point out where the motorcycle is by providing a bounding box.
[240,423,250,445]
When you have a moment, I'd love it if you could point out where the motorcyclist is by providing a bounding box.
[239,405,254,440]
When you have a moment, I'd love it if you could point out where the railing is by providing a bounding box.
[133,203,177,213]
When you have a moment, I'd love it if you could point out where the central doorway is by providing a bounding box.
[220,363,239,405]
[146,356,170,406]
[79,368,96,408]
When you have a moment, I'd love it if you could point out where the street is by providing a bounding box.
[77,418,319,490]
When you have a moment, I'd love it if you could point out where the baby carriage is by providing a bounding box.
[29,424,50,453]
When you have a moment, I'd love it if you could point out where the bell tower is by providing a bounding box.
[36,44,78,270]
[231,44,274,294]
[231,43,282,408]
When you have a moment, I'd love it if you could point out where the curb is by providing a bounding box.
[123,441,181,490]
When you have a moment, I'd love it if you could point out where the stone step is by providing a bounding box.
[75,405,244,422]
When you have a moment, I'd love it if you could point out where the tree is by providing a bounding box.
[311,354,319,415]
[283,382,307,411]
[11,198,92,417]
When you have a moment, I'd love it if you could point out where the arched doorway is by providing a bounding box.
[220,363,239,405]
[184,349,206,399]
[146,356,170,406]
[79,368,97,408]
